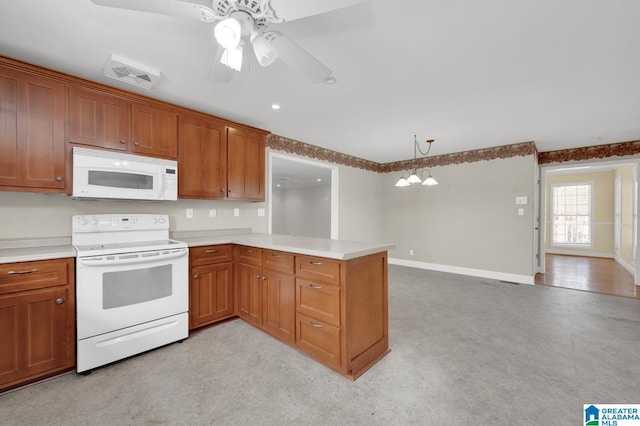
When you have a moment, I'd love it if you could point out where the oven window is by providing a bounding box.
[103,264,172,309]
[88,170,154,189]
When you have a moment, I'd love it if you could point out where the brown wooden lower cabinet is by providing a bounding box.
[189,245,234,330]
[234,246,389,380]
[0,258,75,392]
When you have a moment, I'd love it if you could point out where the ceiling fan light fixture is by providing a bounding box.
[220,43,243,71]
[214,17,242,49]
[251,32,277,67]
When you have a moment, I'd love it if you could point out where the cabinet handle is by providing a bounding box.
[55,298,64,305]
[308,284,323,290]
[193,274,199,279]
[133,141,140,146]
[309,321,323,328]
[245,249,253,253]
[205,249,218,253]
[55,176,64,182]
[309,261,323,266]
[119,139,127,144]
[7,268,39,275]
[271,254,282,259]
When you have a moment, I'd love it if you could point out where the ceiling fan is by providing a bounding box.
[91,0,368,83]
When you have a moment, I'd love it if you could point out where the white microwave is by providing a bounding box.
[72,147,178,201]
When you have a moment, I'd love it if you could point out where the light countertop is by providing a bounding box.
[172,229,395,260]
[0,237,76,264]
[0,231,395,264]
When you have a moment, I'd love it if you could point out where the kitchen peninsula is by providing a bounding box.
[174,229,394,380]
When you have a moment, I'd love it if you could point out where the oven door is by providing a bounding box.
[76,248,188,340]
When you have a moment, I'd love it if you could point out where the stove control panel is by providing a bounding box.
[72,214,169,233]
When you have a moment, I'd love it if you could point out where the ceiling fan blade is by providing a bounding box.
[269,32,332,83]
[90,0,218,22]
[269,0,369,22]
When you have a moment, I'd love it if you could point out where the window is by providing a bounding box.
[551,183,592,246]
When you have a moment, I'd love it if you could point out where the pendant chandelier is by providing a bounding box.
[395,135,439,187]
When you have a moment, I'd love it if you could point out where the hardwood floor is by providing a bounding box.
[535,254,640,298]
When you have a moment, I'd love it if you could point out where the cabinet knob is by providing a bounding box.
[55,298,64,305]
[256,274,261,279]
[119,139,127,144]
[55,176,64,182]
[262,276,267,281]
[133,141,140,146]
[193,274,199,279]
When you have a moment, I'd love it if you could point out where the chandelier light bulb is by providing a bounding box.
[407,173,422,184]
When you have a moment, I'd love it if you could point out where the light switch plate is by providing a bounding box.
[186,208,193,219]
[208,208,217,218]
[257,208,265,217]
[234,208,240,217]
[515,196,528,205]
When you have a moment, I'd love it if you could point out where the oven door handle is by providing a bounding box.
[77,248,188,266]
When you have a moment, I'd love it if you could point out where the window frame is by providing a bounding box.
[550,182,594,248]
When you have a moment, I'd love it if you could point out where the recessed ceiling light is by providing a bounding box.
[317,178,322,182]
[322,76,336,85]
[271,104,281,110]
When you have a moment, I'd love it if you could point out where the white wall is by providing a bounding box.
[382,155,536,282]
[0,191,267,239]
[272,185,331,238]
[338,165,385,242]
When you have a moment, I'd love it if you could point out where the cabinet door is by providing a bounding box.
[178,112,227,198]
[190,263,233,329]
[68,85,130,151]
[131,102,178,159]
[0,66,66,190]
[236,262,263,327]
[263,270,294,344]
[226,126,265,201]
[0,286,68,387]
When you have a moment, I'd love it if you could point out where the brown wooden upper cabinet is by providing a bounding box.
[178,111,227,199]
[68,86,178,160]
[227,126,265,201]
[0,65,66,192]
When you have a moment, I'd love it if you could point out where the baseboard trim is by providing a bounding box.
[546,249,613,258]
[388,258,535,285]
[614,255,635,276]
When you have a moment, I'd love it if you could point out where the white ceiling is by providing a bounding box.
[1,0,639,163]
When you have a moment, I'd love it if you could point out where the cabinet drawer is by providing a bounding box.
[0,258,72,295]
[234,246,263,266]
[296,256,341,285]
[296,313,340,370]
[296,279,340,327]
[263,250,294,274]
[190,244,233,266]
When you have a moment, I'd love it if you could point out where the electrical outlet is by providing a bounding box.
[208,208,217,218]
[257,208,265,217]
[518,208,525,216]
[234,208,240,217]
[186,208,193,219]
[409,249,414,256]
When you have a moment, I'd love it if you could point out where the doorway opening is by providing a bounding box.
[537,159,640,296]
[268,152,339,239]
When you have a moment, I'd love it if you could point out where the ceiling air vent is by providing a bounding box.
[103,54,160,89]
